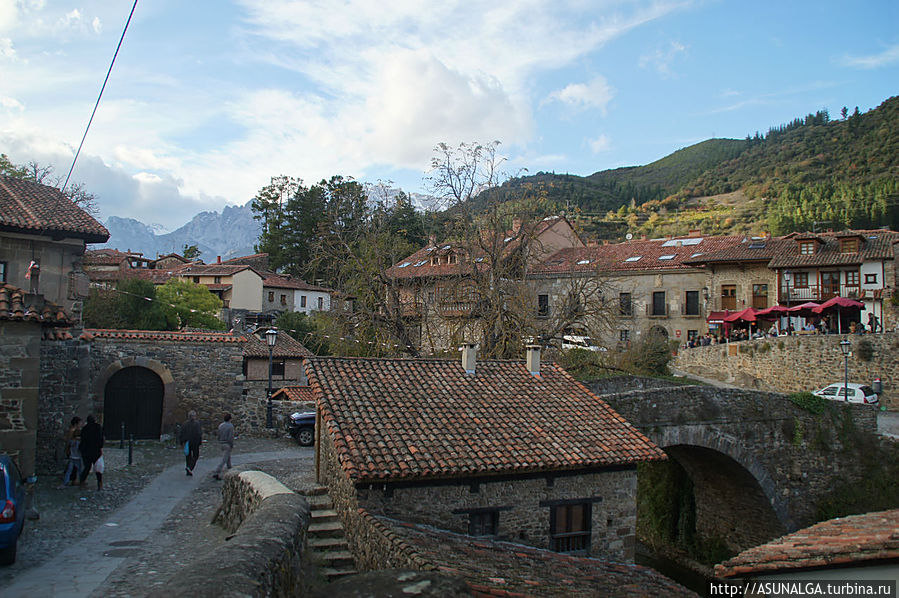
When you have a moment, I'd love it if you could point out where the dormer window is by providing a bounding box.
[448,254,457,265]
[431,256,440,266]
[840,238,860,253]
[799,241,815,255]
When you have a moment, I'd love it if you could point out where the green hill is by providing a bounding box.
[484,95,899,239]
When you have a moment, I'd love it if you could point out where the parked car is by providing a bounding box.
[561,335,606,352]
[812,383,879,405]
[0,454,32,565]
[288,411,316,446]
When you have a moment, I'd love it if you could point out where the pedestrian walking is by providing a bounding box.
[212,413,235,480]
[178,410,203,476]
[78,415,105,490]
[58,417,83,488]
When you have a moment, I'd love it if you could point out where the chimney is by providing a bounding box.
[586,240,599,247]
[429,233,437,247]
[526,345,541,376]
[688,229,702,238]
[461,343,478,374]
[217,256,222,264]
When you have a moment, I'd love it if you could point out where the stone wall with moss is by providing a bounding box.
[673,333,899,410]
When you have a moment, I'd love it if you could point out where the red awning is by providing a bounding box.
[813,296,864,313]
[755,305,790,318]
[707,311,729,324]
[724,307,758,323]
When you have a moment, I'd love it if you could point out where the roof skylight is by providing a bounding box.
[397,262,411,268]
[576,259,592,265]
[658,255,675,260]
[625,256,642,262]
[662,238,702,247]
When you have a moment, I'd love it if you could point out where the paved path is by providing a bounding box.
[2,448,301,598]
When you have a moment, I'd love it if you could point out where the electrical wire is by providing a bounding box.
[63,0,139,192]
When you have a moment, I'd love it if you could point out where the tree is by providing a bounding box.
[275,311,331,355]
[181,244,201,260]
[82,279,171,330]
[156,279,226,330]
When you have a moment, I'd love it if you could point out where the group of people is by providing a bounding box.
[177,411,235,480]
[684,312,885,348]
[59,414,104,490]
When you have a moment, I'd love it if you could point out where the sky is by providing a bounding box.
[1,0,897,231]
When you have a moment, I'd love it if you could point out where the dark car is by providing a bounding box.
[288,411,316,446]
[0,454,31,565]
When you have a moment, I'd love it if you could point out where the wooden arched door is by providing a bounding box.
[103,367,164,440]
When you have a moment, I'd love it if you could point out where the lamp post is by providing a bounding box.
[265,327,278,428]
[839,339,851,402]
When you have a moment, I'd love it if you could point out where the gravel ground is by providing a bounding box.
[0,435,318,595]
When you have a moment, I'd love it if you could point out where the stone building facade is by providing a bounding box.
[308,351,664,562]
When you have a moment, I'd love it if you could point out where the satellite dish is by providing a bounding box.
[625,233,633,240]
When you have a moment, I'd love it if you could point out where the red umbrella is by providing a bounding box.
[755,305,790,319]
[789,302,821,317]
[723,307,757,322]
[812,296,864,313]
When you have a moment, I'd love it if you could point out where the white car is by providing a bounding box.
[561,335,606,352]
[812,383,879,405]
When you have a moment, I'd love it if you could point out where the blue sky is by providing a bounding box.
[1,0,897,230]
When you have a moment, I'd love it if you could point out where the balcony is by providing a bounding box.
[438,300,482,318]
[779,284,862,303]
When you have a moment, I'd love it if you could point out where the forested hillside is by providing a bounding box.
[487,96,899,238]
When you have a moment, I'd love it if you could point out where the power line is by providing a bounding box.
[63,0,139,192]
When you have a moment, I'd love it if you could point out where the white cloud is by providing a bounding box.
[588,134,611,154]
[839,43,899,69]
[639,41,687,77]
[0,37,14,58]
[547,76,615,114]
[0,94,23,110]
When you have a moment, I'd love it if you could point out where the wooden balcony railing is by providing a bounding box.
[779,284,862,303]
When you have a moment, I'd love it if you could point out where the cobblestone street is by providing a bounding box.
[0,436,315,597]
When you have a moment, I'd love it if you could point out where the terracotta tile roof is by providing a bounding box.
[271,386,316,402]
[178,264,262,278]
[682,237,793,265]
[83,329,246,343]
[262,272,332,292]
[0,283,72,325]
[381,516,697,597]
[715,509,899,578]
[533,235,747,274]
[243,332,312,358]
[307,356,665,483]
[0,175,109,242]
[205,283,232,292]
[83,248,148,267]
[768,229,899,269]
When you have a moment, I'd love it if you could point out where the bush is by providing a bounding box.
[788,391,829,414]
[619,331,673,376]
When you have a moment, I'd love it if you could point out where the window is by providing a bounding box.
[431,256,440,266]
[550,502,591,553]
[687,330,699,340]
[537,294,550,317]
[685,291,700,315]
[448,254,457,265]
[721,285,736,310]
[300,295,307,308]
[0,261,6,283]
[214,276,222,284]
[619,330,630,342]
[799,241,815,255]
[794,272,809,288]
[468,510,499,536]
[268,291,275,302]
[845,271,859,286]
[193,276,200,283]
[427,291,435,304]
[752,284,768,309]
[280,294,287,305]
[271,361,286,377]
[619,293,632,315]
[651,291,666,316]
[865,273,878,284]
[317,297,324,310]
[840,239,859,253]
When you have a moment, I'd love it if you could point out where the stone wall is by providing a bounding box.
[0,320,42,477]
[152,470,310,598]
[602,385,877,534]
[672,333,899,410]
[318,422,638,562]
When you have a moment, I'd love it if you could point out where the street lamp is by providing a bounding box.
[839,339,851,402]
[265,327,278,428]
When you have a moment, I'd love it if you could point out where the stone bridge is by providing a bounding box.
[594,383,878,552]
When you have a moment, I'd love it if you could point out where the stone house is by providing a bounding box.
[242,329,311,390]
[0,284,73,478]
[530,233,747,347]
[384,216,584,352]
[0,174,109,317]
[307,345,664,561]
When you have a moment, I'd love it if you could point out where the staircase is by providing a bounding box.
[303,486,357,581]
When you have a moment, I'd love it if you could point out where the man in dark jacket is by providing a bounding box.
[178,410,203,476]
[79,415,105,489]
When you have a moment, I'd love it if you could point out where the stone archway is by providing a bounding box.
[95,358,177,439]
[104,367,164,439]
[648,325,668,339]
